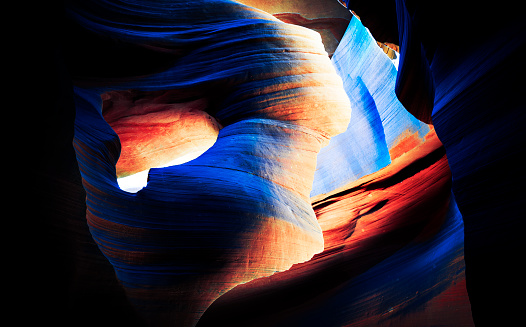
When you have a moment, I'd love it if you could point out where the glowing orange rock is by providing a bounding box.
[102,90,222,178]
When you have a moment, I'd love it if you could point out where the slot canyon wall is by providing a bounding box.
[26,0,524,326]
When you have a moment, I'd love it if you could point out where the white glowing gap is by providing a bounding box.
[391,52,400,71]
[117,150,206,193]
[117,170,149,193]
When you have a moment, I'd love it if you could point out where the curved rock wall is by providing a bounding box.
[345,0,525,324]
[28,0,523,326]
[70,1,350,325]
[312,15,430,197]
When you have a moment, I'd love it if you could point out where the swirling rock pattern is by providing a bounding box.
[345,0,525,324]
[70,1,350,325]
[101,89,222,178]
[198,130,472,327]
[312,15,430,197]
[236,0,352,56]
[30,0,523,326]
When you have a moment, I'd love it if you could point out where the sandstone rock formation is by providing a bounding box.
[344,0,525,325]
[70,1,350,325]
[27,1,524,326]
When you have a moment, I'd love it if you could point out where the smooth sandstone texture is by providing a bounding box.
[101,90,222,178]
[70,1,350,325]
[343,0,525,324]
[32,0,521,326]
[197,128,472,327]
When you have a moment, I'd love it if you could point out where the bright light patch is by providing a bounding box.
[117,170,149,193]
[117,150,207,193]
[391,53,399,71]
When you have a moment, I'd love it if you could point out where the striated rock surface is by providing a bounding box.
[235,0,352,56]
[31,1,522,326]
[312,14,429,197]
[101,89,222,178]
[197,129,473,327]
[345,0,525,324]
[70,1,350,325]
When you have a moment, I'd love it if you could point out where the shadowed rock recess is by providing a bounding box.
[30,0,524,326]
